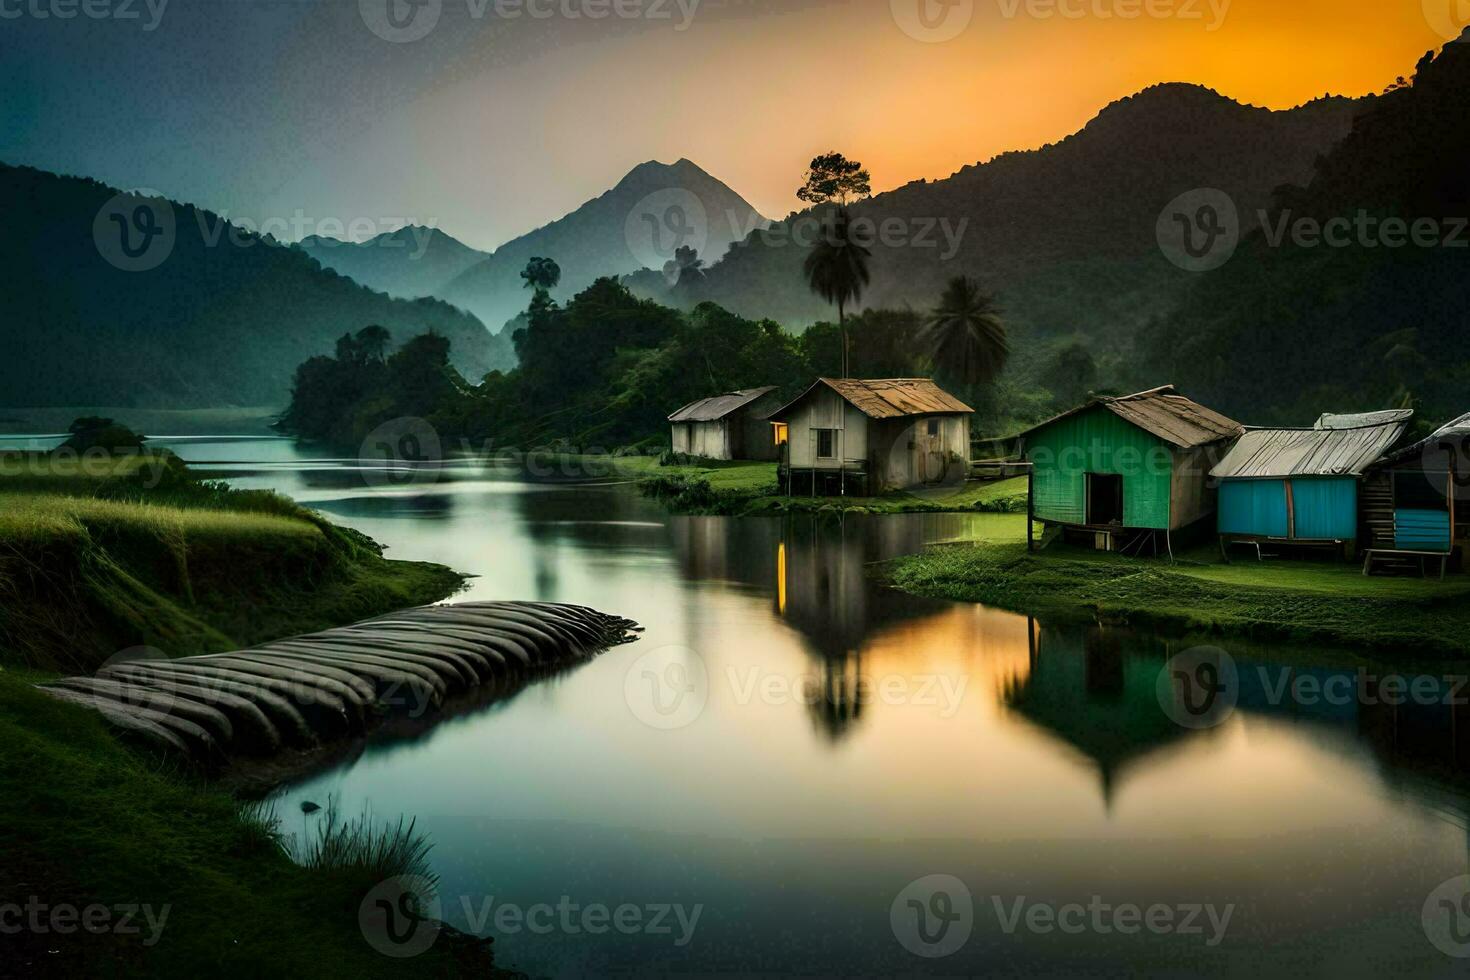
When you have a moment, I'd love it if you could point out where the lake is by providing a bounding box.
[12,432,1470,977]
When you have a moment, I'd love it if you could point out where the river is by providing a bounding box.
[14,432,1470,977]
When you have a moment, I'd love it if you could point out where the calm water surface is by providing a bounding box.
[16,433,1470,977]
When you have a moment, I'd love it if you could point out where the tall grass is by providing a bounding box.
[287,796,439,889]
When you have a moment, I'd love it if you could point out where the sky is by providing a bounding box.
[1,0,1461,251]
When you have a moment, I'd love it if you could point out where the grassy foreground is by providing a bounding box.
[883,515,1470,655]
[598,454,1030,516]
[0,452,463,673]
[0,451,491,975]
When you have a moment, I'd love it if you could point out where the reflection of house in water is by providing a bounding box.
[1005,623,1209,807]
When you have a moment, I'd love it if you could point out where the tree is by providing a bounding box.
[521,257,561,295]
[802,208,872,377]
[356,325,391,364]
[1040,340,1097,407]
[796,152,872,206]
[919,277,1010,388]
[663,245,705,286]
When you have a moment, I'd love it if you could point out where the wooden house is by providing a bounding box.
[766,379,973,495]
[668,387,784,461]
[1210,410,1413,560]
[1361,412,1470,576]
[1020,386,1243,553]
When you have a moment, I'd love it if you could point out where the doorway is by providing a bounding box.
[1087,473,1125,525]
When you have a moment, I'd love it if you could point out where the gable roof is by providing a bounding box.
[1373,412,1470,468]
[768,378,973,422]
[1021,385,1243,450]
[668,387,778,423]
[1211,412,1412,480]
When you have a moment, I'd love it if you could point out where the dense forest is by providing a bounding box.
[1143,32,1470,425]
[279,276,1059,449]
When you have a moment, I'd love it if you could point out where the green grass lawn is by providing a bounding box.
[884,518,1470,656]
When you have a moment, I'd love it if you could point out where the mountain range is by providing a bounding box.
[653,84,1366,353]
[298,226,489,302]
[0,164,509,408]
[438,158,770,332]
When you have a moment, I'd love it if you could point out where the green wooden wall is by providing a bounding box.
[1026,406,1174,529]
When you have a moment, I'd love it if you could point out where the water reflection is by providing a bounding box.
[11,433,1470,974]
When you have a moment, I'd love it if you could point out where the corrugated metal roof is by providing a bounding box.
[1212,414,1412,479]
[1022,385,1242,449]
[1316,409,1415,430]
[668,387,778,423]
[1375,412,1470,467]
[768,378,974,422]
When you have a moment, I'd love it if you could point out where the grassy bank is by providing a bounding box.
[0,453,463,673]
[0,670,498,977]
[883,517,1470,655]
[0,450,489,975]
[594,454,1030,516]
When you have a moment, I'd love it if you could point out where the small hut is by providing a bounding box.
[1020,386,1243,553]
[1210,410,1413,560]
[668,387,784,461]
[766,378,973,495]
[1361,412,1470,576]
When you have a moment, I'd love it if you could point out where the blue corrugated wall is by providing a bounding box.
[1219,480,1289,537]
[1219,477,1358,540]
[1395,509,1452,551]
[1292,479,1359,540]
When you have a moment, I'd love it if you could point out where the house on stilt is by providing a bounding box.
[1361,412,1470,577]
[1020,386,1243,555]
[1210,410,1414,561]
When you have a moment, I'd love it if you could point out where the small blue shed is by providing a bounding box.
[1210,410,1413,559]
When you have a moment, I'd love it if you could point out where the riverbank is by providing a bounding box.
[0,451,497,975]
[584,454,1029,516]
[883,517,1470,655]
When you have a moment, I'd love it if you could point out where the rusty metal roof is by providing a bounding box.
[1212,413,1412,479]
[668,387,778,423]
[768,378,974,422]
[1022,385,1242,449]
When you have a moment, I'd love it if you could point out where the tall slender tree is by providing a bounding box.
[803,208,872,378]
[920,277,1010,387]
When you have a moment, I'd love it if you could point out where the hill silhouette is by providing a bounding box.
[661,84,1364,350]
[1145,33,1470,424]
[299,225,489,302]
[0,164,508,407]
[440,158,769,332]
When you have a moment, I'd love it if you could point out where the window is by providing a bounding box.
[772,423,789,447]
[816,429,836,459]
[926,418,941,437]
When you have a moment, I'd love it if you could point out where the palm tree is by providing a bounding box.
[803,207,871,378]
[919,276,1010,387]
